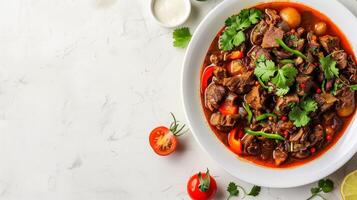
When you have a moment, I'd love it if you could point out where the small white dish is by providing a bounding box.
[181,0,357,188]
[150,0,191,28]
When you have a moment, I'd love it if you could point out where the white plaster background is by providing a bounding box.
[0,0,356,199]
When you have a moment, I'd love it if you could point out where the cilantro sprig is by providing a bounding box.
[320,55,339,80]
[219,9,262,51]
[319,55,357,93]
[254,56,297,96]
[289,98,318,127]
[173,27,192,48]
[227,182,261,200]
[307,179,334,200]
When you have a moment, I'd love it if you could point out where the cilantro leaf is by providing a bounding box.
[288,98,317,127]
[225,15,237,26]
[300,98,318,113]
[321,179,334,193]
[227,182,239,199]
[248,185,261,196]
[248,9,262,24]
[271,65,298,88]
[232,31,246,46]
[311,187,320,195]
[173,27,192,48]
[254,59,277,82]
[307,179,334,200]
[320,55,339,80]
[219,8,262,51]
[276,87,290,97]
[289,107,310,127]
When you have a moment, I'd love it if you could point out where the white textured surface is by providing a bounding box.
[0,0,355,199]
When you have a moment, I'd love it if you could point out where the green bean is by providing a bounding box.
[244,128,285,140]
[242,102,252,124]
[256,113,277,121]
[276,39,308,60]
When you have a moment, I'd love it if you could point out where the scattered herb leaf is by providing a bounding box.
[307,179,334,200]
[173,27,192,48]
[226,182,261,200]
[248,185,261,196]
[227,182,239,200]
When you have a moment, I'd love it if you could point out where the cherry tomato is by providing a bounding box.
[149,113,187,156]
[187,169,217,200]
[149,126,177,156]
[228,128,243,155]
[219,102,238,115]
[201,66,215,94]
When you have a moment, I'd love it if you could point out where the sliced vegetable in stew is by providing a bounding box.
[201,2,357,167]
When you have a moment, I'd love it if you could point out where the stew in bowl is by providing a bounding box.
[200,2,357,168]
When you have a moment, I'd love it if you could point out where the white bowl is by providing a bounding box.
[182,0,357,188]
[149,0,191,28]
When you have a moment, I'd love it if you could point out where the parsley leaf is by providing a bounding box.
[254,59,277,82]
[173,27,192,48]
[227,182,239,199]
[289,98,317,127]
[219,9,262,51]
[248,185,261,196]
[320,55,339,80]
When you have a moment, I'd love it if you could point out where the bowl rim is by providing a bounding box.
[181,0,357,188]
